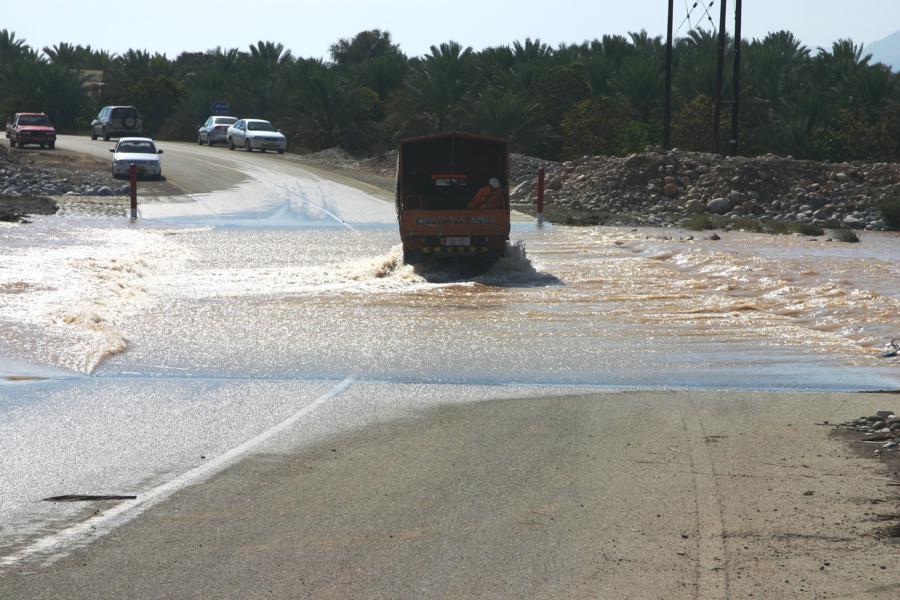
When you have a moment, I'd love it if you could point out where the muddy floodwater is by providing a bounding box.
[2,217,897,390]
[1,207,899,558]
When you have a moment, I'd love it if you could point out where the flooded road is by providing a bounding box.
[1,140,898,566]
[2,217,897,389]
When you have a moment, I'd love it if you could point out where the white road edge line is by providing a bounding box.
[0,376,355,569]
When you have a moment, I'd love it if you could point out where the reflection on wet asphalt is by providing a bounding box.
[1,190,899,562]
[2,218,898,388]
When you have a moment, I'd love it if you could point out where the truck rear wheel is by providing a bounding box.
[402,250,425,265]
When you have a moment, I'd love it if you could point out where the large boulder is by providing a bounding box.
[685,199,705,214]
[706,197,732,215]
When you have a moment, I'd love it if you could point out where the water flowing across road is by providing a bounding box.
[1,137,898,565]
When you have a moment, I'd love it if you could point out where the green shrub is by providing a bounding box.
[762,220,791,234]
[544,205,608,226]
[561,97,631,157]
[727,217,767,233]
[829,229,860,243]
[878,197,900,228]
[683,213,716,230]
[788,222,824,236]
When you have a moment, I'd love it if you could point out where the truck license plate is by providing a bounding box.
[441,237,470,246]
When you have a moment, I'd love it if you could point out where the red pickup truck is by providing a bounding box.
[6,113,57,149]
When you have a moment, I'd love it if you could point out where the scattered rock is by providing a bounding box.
[505,150,900,229]
[706,198,732,215]
[0,145,113,200]
[835,411,900,454]
[298,146,900,231]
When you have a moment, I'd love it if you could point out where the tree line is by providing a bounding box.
[1,28,898,162]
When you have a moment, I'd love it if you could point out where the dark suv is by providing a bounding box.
[90,106,142,141]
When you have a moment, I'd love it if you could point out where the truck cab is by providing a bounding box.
[396,132,510,265]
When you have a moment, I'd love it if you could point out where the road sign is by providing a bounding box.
[210,101,230,115]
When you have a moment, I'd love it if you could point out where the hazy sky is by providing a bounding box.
[8,0,900,59]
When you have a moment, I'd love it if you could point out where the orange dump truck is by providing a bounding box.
[396,132,510,265]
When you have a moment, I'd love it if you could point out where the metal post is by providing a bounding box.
[537,166,545,226]
[664,0,674,149]
[712,0,728,154]
[129,163,137,220]
[730,0,742,156]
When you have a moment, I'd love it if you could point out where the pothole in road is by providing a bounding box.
[43,495,137,502]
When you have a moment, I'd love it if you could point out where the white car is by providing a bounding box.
[226,119,287,153]
[198,115,237,146]
[109,137,163,179]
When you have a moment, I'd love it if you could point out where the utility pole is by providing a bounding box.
[664,0,674,149]
[729,0,743,155]
[712,0,727,154]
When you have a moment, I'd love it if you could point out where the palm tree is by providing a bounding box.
[466,90,553,152]
[236,41,293,117]
[248,41,292,66]
[0,29,30,65]
[512,38,553,64]
[405,41,476,132]
[292,65,380,152]
[674,29,728,101]
[743,31,810,110]
[611,31,665,121]
[348,53,408,101]
[575,35,635,96]
[476,45,515,88]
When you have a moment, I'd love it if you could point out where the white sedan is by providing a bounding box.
[226,119,287,153]
[109,137,163,179]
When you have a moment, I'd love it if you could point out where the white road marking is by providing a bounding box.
[0,376,355,569]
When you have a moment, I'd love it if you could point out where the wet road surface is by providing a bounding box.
[1,137,898,595]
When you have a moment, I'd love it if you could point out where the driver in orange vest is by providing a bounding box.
[468,177,506,209]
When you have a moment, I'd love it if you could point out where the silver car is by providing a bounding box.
[198,116,237,146]
[226,119,287,153]
[109,137,163,179]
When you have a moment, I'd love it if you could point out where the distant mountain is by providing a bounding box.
[866,30,900,71]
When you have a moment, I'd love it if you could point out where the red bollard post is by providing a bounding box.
[537,166,545,226]
[129,163,137,220]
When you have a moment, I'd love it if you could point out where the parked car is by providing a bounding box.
[7,113,57,149]
[226,119,287,153]
[198,116,238,146]
[91,106,142,141]
[109,137,163,179]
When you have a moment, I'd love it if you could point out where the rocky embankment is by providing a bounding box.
[301,146,899,231]
[0,146,127,198]
[510,150,900,230]
[0,144,133,221]
[299,148,558,188]
[299,147,398,178]
[837,409,900,453]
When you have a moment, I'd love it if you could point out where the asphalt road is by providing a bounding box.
[55,134,393,201]
[3,137,898,598]
[2,390,898,599]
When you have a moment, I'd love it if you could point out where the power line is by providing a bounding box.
[700,1,717,33]
[674,2,699,38]
[674,2,716,39]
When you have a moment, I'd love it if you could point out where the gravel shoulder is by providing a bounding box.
[3,390,898,599]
